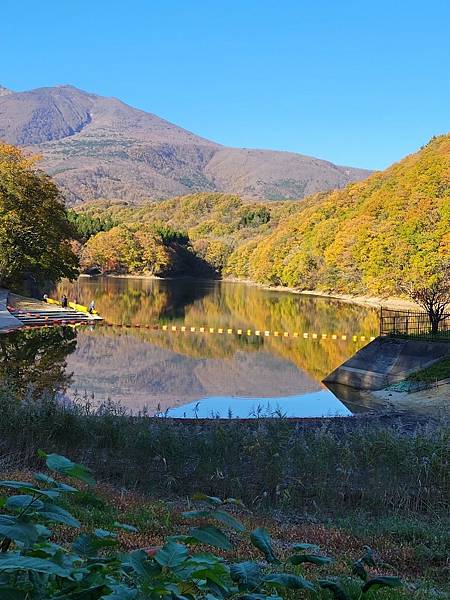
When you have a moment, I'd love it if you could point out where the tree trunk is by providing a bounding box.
[430,313,439,334]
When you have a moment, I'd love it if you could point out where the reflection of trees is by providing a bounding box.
[55,278,379,380]
[55,278,210,325]
[0,327,77,399]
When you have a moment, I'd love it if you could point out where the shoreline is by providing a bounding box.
[85,273,420,311]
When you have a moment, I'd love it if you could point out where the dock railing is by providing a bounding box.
[380,307,450,340]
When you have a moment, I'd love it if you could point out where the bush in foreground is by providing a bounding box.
[0,452,404,599]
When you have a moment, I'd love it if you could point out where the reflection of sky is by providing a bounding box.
[167,390,352,419]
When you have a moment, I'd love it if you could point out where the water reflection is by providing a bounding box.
[0,327,77,399]
[168,391,352,419]
[0,278,380,416]
[56,278,379,379]
[50,278,380,417]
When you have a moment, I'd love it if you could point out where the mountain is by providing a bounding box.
[225,134,450,296]
[0,84,371,203]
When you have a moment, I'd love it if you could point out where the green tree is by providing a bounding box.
[0,143,79,290]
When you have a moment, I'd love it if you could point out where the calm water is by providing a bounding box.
[3,278,380,418]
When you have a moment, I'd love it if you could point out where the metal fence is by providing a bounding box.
[380,308,450,339]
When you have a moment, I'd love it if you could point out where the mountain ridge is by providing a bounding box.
[0,84,371,203]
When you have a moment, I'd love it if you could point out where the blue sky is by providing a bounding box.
[1,0,449,169]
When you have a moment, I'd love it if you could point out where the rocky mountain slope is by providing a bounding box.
[0,84,371,203]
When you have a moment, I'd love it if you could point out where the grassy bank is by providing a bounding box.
[0,390,448,518]
[408,356,450,382]
[0,391,449,597]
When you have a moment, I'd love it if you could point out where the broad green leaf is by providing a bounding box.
[101,584,139,599]
[126,549,159,577]
[5,494,44,511]
[182,509,245,532]
[28,540,62,558]
[39,504,80,528]
[72,533,116,557]
[250,528,278,563]
[361,546,376,567]
[188,525,233,551]
[211,510,245,532]
[0,515,39,545]
[0,482,59,499]
[0,480,33,489]
[292,542,320,552]
[192,493,223,506]
[240,596,283,600]
[155,541,189,567]
[230,561,262,588]
[186,561,230,588]
[44,453,95,485]
[113,521,139,533]
[0,554,72,579]
[35,524,52,539]
[362,576,402,593]
[33,473,57,485]
[289,553,333,566]
[94,528,117,539]
[263,573,315,591]
[184,552,223,567]
[352,558,368,581]
[34,473,78,493]
[72,534,97,557]
[319,580,350,600]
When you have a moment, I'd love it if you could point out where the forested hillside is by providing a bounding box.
[76,134,449,296]
[227,134,450,295]
[75,194,297,275]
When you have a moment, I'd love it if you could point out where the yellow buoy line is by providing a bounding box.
[15,318,376,341]
[102,322,376,342]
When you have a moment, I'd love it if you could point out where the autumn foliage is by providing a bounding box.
[76,135,450,299]
[0,143,78,289]
[227,134,450,296]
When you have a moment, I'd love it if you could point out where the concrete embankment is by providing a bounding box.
[0,289,22,331]
[323,336,450,390]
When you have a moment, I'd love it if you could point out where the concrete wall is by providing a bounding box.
[0,289,22,331]
[323,336,450,390]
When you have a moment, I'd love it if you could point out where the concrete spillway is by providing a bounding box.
[323,336,450,390]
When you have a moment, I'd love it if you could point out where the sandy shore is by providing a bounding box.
[371,382,450,417]
[225,278,420,310]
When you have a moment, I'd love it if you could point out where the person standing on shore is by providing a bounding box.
[61,294,68,308]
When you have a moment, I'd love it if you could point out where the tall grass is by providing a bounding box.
[0,387,448,518]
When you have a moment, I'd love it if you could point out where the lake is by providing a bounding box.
[3,277,380,418]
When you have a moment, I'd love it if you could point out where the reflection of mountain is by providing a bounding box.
[66,329,321,411]
[57,277,379,381]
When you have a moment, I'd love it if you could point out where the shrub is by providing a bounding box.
[0,453,403,599]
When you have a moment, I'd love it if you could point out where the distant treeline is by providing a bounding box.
[74,134,450,295]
